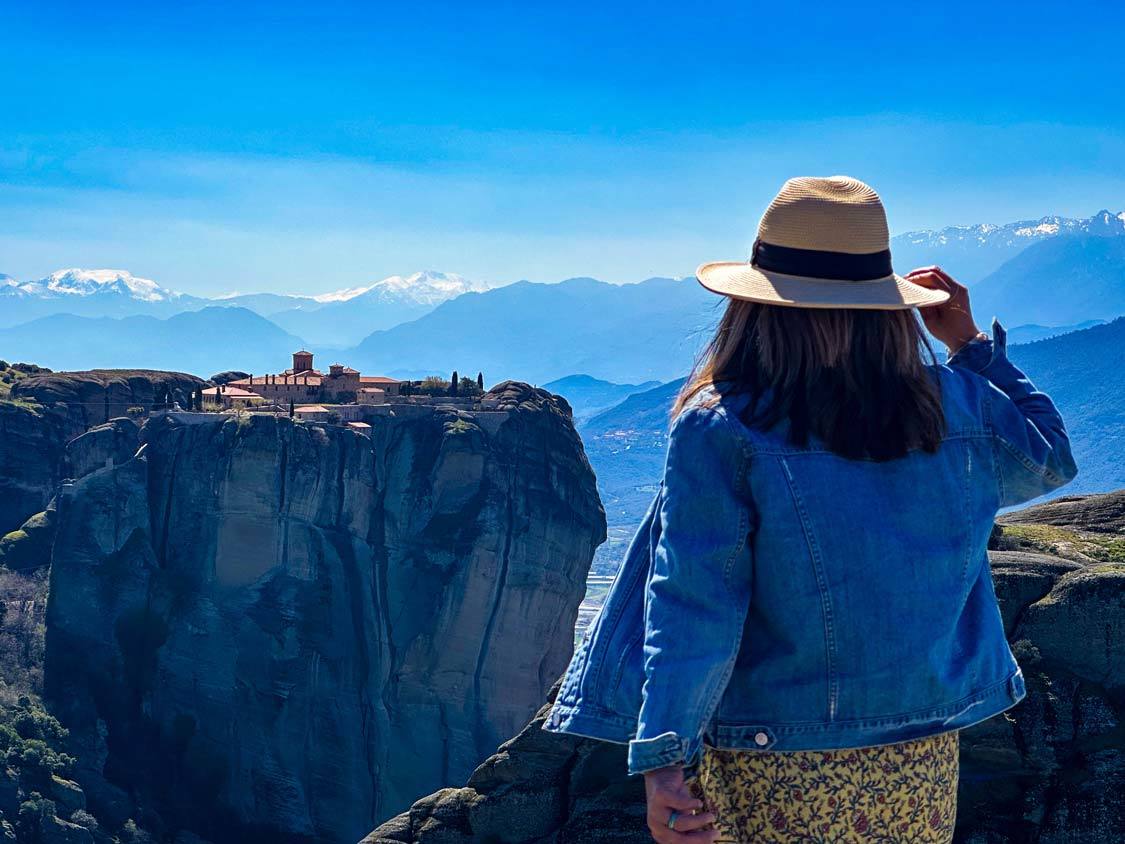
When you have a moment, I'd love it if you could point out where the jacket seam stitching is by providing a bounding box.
[959,441,974,588]
[576,501,655,695]
[995,435,1064,483]
[780,457,838,722]
[696,404,753,763]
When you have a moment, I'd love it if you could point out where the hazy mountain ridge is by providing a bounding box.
[970,235,1125,326]
[347,276,720,385]
[0,307,307,375]
[541,374,662,421]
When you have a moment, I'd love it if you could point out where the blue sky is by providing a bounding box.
[2,0,1123,295]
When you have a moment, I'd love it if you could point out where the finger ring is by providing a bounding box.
[667,810,680,830]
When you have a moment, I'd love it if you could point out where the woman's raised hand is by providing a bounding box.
[904,266,983,353]
[644,766,719,843]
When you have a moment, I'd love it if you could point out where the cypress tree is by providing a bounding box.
[477,371,484,390]
[449,370,459,396]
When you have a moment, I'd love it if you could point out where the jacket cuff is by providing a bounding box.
[627,731,696,776]
[946,317,1006,373]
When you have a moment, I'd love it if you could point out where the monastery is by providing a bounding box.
[203,351,401,408]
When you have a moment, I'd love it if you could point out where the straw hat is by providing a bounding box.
[696,176,949,310]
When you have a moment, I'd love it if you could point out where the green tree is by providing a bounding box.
[477,371,484,390]
[458,376,483,397]
[17,792,56,840]
[449,370,459,397]
[418,377,450,396]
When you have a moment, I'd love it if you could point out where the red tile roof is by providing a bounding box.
[203,386,259,398]
[359,376,400,384]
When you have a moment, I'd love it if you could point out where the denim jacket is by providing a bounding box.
[543,318,1077,775]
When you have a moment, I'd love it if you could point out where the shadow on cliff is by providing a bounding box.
[35,382,606,844]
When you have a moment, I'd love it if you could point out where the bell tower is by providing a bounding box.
[292,350,313,373]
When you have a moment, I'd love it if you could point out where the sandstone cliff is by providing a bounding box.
[368,491,1125,844]
[42,384,605,844]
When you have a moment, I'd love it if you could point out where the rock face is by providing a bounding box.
[63,417,141,481]
[43,384,605,844]
[11,369,205,431]
[368,491,1125,844]
[1,369,200,536]
[0,402,71,535]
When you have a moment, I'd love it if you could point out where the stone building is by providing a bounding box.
[201,385,263,409]
[227,351,400,405]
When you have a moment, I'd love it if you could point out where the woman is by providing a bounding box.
[543,176,1077,843]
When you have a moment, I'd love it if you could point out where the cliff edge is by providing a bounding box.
[43,382,605,844]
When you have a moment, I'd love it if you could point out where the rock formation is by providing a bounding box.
[367,491,1125,844]
[42,383,605,844]
[1,369,201,536]
[11,370,205,432]
[0,403,71,536]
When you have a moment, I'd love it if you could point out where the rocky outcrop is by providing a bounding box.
[11,370,205,432]
[1,370,197,537]
[63,418,141,481]
[0,402,71,536]
[43,383,605,844]
[208,371,250,386]
[368,491,1125,844]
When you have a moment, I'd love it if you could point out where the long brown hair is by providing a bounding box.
[674,301,945,461]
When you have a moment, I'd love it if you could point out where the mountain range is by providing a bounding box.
[969,235,1125,326]
[347,276,721,384]
[0,268,488,345]
[0,307,305,375]
[216,271,491,346]
[540,374,662,421]
[890,209,1125,282]
[3,207,1125,384]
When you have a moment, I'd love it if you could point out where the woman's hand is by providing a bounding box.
[904,266,983,353]
[644,766,718,843]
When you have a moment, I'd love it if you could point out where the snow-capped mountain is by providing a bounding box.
[312,270,490,305]
[893,210,1125,282]
[257,271,492,346]
[2,268,186,302]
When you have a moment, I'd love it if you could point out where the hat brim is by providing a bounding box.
[696,262,950,310]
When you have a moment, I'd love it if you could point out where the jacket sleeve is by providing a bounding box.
[946,317,1078,507]
[627,404,755,776]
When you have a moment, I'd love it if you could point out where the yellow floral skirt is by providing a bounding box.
[688,730,959,843]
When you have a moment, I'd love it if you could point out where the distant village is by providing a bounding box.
[172,350,492,435]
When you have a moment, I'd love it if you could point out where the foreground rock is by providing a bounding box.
[43,383,605,844]
[368,491,1125,844]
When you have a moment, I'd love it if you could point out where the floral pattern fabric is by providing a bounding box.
[688,730,958,843]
